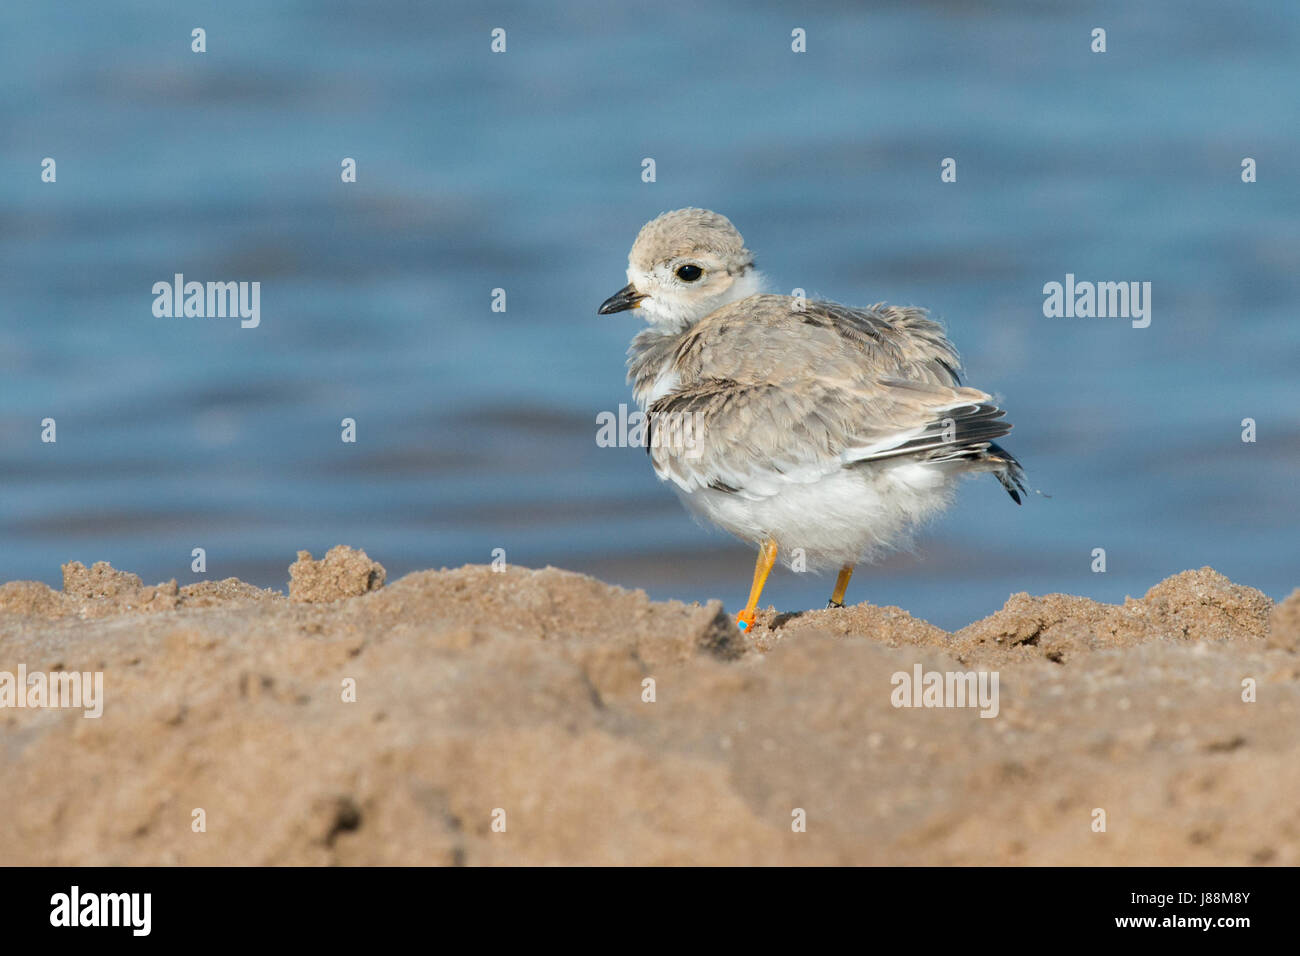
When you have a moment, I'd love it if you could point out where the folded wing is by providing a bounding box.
[644,297,1022,501]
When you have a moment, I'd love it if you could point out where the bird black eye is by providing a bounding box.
[675,264,703,282]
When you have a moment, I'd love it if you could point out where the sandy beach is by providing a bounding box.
[1,545,1296,866]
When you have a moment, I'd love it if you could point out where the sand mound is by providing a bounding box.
[0,554,1295,865]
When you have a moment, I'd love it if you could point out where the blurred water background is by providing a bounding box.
[2,1,1297,628]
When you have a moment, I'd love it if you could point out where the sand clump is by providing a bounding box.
[289,546,387,603]
[0,554,1296,865]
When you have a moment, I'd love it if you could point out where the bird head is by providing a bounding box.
[598,208,763,328]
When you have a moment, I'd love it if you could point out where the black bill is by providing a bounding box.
[597,283,647,315]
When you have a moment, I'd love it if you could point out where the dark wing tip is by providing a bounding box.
[987,441,1027,505]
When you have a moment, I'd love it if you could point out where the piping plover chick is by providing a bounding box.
[598,208,1025,632]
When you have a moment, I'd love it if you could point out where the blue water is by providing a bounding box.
[2,1,1297,629]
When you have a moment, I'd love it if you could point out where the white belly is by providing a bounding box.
[671,460,957,572]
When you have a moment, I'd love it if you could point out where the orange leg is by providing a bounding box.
[828,564,854,608]
[736,539,778,632]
